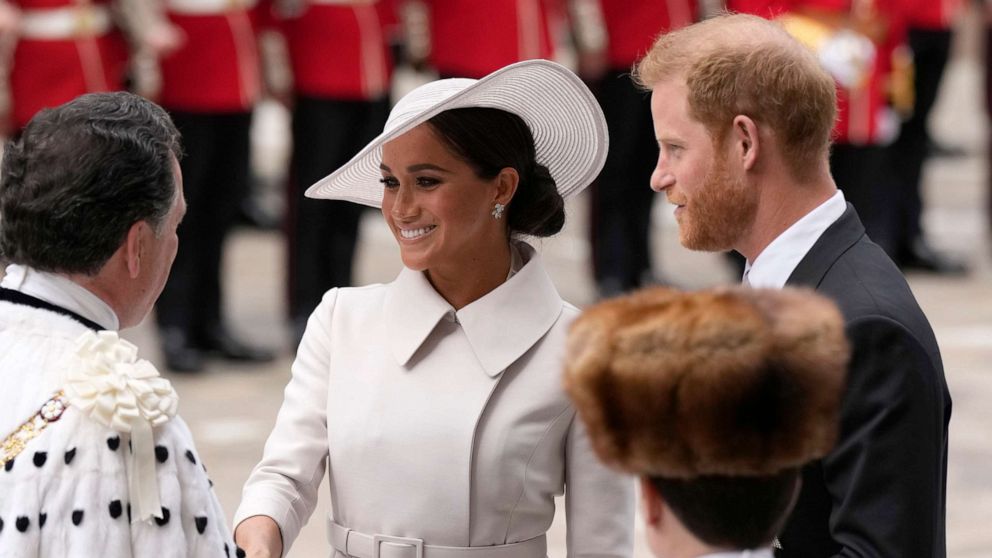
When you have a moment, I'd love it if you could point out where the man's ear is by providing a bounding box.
[124,221,147,279]
[732,115,760,171]
[640,477,665,528]
[495,167,520,206]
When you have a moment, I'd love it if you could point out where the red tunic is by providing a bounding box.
[906,0,962,29]
[9,0,127,129]
[599,0,696,67]
[426,0,556,78]
[280,1,393,100]
[731,0,910,145]
[157,1,262,112]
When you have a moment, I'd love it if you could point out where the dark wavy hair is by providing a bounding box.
[0,92,181,275]
[427,107,565,237]
[650,470,799,549]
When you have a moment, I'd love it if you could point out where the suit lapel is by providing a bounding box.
[786,204,866,289]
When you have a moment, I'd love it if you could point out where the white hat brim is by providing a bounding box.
[305,59,609,208]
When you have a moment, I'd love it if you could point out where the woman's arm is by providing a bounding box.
[233,289,339,556]
[235,515,284,558]
[564,414,636,558]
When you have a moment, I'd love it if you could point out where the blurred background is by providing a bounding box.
[1,0,990,555]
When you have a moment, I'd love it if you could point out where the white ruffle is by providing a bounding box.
[64,331,179,523]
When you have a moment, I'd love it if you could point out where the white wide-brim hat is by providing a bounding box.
[305,59,609,208]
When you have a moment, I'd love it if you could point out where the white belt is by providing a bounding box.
[307,0,377,5]
[328,521,548,558]
[167,0,258,15]
[19,5,112,40]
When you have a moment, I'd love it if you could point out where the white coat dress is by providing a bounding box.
[235,242,635,557]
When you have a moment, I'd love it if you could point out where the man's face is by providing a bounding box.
[649,80,758,252]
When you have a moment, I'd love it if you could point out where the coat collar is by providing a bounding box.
[383,242,564,377]
[786,204,866,289]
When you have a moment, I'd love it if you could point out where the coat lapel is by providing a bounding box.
[456,245,563,377]
[383,243,564,377]
[786,204,866,288]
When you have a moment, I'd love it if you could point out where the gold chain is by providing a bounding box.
[0,391,69,468]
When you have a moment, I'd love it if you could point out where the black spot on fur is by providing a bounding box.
[184,450,197,465]
[4,459,13,472]
[33,452,47,467]
[64,448,76,465]
[107,436,120,451]
[15,517,29,532]
[195,516,208,534]
[72,510,84,526]
[155,446,169,463]
[109,500,123,519]
[154,507,170,527]
[38,513,46,529]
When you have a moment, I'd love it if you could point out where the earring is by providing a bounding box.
[492,202,505,220]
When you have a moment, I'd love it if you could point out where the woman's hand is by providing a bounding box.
[234,515,284,558]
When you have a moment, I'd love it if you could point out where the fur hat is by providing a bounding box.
[564,286,849,479]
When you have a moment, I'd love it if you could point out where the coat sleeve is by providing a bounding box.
[564,412,636,558]
[821,315,949,557]
[233,289,338,554]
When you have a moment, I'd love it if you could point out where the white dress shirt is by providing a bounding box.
[743,191,847,288]
[1,264,120,330]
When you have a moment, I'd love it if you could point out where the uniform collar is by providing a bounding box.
[383,242,564,377]
[1,264,120,330]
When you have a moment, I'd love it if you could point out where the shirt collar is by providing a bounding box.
[696,549,774,558]
[744,190,847,288]
[1,264,120,330]
[383,242,564,377]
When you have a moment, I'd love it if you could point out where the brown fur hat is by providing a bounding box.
[564,286,849,479]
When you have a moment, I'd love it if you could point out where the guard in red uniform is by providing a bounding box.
[154,0,273,372]
[279,0,394,343]
[888,0,967,272]
[412,0,557,78]
[573,0,696,297]
[3,0,128,131]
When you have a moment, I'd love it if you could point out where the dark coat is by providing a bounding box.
[779,204,952,557]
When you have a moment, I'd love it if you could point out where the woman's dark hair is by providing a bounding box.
[0,92,181,275]
[427,107,565,237]
[649,469,800,549]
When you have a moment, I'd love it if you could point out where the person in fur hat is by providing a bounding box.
[564,286,850,558]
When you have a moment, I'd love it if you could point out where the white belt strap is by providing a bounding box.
[19,5,112,40]
[167,0,258,15]
[328,521,547,558]
[307,0,377,5]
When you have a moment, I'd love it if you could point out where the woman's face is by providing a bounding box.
[379,123,508,274]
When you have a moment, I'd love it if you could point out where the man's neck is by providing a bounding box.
[737,177,837,262]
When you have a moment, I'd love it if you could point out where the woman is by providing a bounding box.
[233,60,635,557]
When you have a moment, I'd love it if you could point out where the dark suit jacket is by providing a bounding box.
[777,205,952,557]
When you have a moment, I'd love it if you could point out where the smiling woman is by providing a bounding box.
[233,60,636,558]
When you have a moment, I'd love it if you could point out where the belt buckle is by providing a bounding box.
[372,534,424,558]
